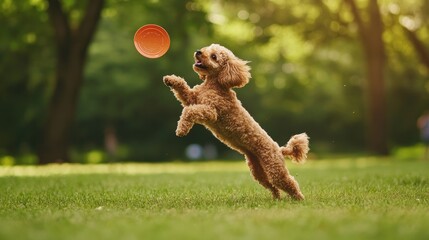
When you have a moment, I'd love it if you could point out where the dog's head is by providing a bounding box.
[193,44,251,88]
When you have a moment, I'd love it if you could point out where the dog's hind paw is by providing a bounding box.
[293,192,305,201]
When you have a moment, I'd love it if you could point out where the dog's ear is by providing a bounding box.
[218,57,251,89]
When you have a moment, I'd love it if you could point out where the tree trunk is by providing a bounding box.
[345,0,389,155]
[365,0,388,155]
[365,41,388,155]
[38,47,86,163]
[38,0,104,164]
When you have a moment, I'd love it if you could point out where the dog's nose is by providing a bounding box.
[195,50,202,56]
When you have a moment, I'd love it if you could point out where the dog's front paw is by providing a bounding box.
[163,75,183,88]
[163,75,174,87]
[176,128,189,137]
[176,120,193,137]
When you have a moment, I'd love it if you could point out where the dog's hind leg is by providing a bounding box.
[266,161,305,200]
[246,154,280,199]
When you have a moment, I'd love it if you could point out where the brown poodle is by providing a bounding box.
[163,44,309,200]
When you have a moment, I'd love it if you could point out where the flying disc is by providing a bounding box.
[134,24,170,58]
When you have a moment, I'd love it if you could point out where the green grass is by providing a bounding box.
[0,158,428,240]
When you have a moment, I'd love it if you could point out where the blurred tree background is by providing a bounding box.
[0,0,428,164]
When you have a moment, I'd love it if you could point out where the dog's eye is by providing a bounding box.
[211,54,217,61]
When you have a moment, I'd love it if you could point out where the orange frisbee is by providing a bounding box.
[134,24,170,58]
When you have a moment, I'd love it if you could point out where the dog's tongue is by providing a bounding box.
[195,60,203,66]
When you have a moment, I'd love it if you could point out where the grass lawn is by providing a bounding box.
[0,158,428,240]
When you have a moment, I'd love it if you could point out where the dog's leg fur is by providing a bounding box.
[265,161,304,200]
[246,154,280,199]
[176,104,217,137]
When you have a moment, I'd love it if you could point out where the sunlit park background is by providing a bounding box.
[0,0,429,239]
[1,0,429,164]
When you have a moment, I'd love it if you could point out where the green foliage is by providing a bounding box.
[1,0,429,161]
[0,159,428,239]
[392,144,428,161]
[0,0,53,153]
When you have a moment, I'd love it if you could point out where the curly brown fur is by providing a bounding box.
[280,133,310,163]
[163,44,309,200]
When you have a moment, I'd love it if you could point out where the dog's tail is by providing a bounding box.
[280,133,309,164]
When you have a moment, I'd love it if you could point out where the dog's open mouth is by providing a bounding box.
[194,58,207,69]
